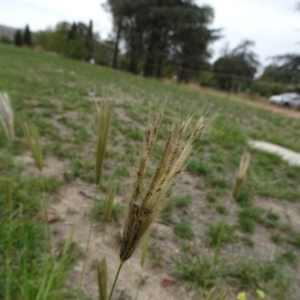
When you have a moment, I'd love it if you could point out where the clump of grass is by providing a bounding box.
[187,159,212,176]
[173,218,195,240]
[0,92,15,141]
[271,233,283,244]
[206,222,236,248]
[206,192,217,203]
[173,194,192,208]
[215,205,228,215]
[235,189,251,207]
[238,206,263,233]
[233,152,250,200]
[92,200,124,223]
[228,259,286,291]
[173,253,226,288]
[259,211,280,229]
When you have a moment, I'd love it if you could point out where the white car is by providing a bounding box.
[269,93,300,108]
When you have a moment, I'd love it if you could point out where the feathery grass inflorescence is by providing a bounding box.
[22,122,43,171]
[104,180,117,223]
[95,100,112,186]
[119,115,205,262]
[233,152,250,200]
[97,258,107,300]
[0,92,15,142]
[106,113,205,300]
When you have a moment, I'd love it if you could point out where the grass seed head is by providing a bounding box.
[95,100,112,186]
[119,113,205,262]
[233,152,250,199]
[22,122,43,171]
[0,93,15,141]
[104,180,117,223]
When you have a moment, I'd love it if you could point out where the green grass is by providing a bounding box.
[206,222,236,248]
[238,206,264,233]
[1,43,300,299]
[173,254,226,288]
[173,253,291,298]
[173,194,192,208]
[173,219,195,240]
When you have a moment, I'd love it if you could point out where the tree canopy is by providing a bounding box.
[106,0,220,81]
[213,40,259,91]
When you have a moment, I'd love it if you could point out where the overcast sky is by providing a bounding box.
[1,0,299,65]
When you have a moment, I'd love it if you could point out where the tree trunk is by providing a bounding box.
[144,31,160,77]
[112,16,123,69]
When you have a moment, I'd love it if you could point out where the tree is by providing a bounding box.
[106,0,219,79]
[14,30,22,46]
[105,0,124,68]
[213,40,260,91]
[170,4,220,82]
[268,54,300,85]
[85,20,94,61]
[23,25,32,47]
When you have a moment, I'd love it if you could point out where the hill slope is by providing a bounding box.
[0,43,300,299]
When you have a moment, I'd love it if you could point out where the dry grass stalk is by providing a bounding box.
[22,122,43,171]
[0,93,15,141]
[233,152,250,199]
[120,115,205,262]
[104,180,116,223]
[95,100,112,186]
[97,258,107,300]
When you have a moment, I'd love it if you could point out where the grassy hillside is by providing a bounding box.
[0,43,300,299]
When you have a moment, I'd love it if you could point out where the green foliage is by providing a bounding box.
[173,194,192,208]
[215,205,228,215]
[213,40,259,91]
[107,0,219,80]
[92,199,124,223]
[238,206,263,233]
[206,222,236,248]
[23,25,32,47]
[36,20,97,61]
[235,189,251,207]
[0,36,10,44]
[206,192,217,203]
[187,159,212,176]
[271,233,283,244]
[173,254,226,288]
[228,259,285,290]
[173,219,195,240]
[14,30,22,46]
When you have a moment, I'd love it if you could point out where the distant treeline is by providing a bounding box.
[4,0,299,96]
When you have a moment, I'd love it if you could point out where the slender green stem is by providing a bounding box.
[78,186,99,295]
[108,262,123,300]
[134,285,139,300]
[40,174,51,250]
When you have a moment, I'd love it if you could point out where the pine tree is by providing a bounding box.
[14,30,22,46]
[23,25,32,47]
